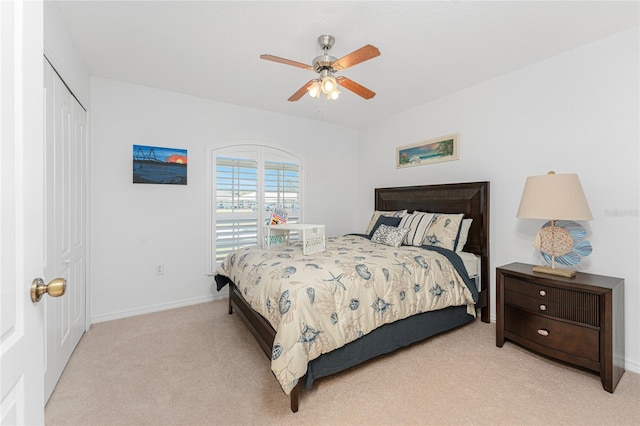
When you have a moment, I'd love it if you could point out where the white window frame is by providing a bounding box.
[205,141,305,274]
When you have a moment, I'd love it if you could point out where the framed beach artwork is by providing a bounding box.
[396,133,459,168]
[133,145,188,185]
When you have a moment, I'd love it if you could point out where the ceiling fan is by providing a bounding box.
[260,35,380,102]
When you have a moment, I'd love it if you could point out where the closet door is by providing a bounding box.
[43,60,87,401]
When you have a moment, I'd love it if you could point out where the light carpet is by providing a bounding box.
[45,300,639,425]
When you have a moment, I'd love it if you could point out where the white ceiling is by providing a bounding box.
[49,1,639,129]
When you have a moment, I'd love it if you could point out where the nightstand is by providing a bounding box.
[496,262,624,393]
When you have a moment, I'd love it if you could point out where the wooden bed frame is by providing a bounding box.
[225,181,490,412]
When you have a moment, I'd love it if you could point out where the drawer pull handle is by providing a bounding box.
[539,304,547,311]
[539,290,546,296]
[537,329,549,337]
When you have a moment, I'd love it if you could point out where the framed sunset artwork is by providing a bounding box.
[133,145,188,185]
[396,133,459,168]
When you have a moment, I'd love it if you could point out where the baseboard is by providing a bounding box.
[91,293,227,324]
[625,359,640,375]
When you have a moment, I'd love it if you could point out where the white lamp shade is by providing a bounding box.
[321,76,336,94]
[517,172,593,221]
[307,81,320,98]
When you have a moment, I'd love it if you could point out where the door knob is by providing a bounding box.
[30,277,66,303]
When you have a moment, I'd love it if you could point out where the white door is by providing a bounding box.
[43,60,87,401]
[0,0,46,424]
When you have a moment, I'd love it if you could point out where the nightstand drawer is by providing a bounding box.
[504,305,599,362]
[504,276,600,326]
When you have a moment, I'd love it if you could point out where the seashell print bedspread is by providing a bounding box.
[215,235,477,395]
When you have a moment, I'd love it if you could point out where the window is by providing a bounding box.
[207,144,303,272]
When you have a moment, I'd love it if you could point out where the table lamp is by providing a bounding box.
[516,171,593,278]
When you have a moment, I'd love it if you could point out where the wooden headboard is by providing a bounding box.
[375,181,490,322]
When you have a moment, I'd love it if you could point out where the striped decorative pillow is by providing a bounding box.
[398,211,435,246]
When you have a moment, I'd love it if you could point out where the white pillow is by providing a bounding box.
[371,224,410,248]
[398,211,435,246]
[456,219,473,252]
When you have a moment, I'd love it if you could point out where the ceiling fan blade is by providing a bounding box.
[332,45,380,71]
[288,80,315,102]
[336,76,376,100]
[260,54,314,71]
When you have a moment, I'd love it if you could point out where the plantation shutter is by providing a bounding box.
[211,146,303,267]
[264,160,300,223]
[215,156,259,261]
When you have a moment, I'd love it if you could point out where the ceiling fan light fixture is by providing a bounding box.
[320,75,337,94]
[328,88,341,100]
[307,80,321,98]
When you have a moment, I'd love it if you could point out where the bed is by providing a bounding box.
[214,181,490,412]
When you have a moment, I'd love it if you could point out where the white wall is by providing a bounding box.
[90,78,358,322]
[44,1,90,107]
[357,27,639,373]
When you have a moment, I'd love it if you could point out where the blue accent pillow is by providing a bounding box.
[368,215,402,237]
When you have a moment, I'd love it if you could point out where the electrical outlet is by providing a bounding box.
[155,264,164,275]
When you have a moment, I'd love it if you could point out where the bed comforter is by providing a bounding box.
[215,234,477,394]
